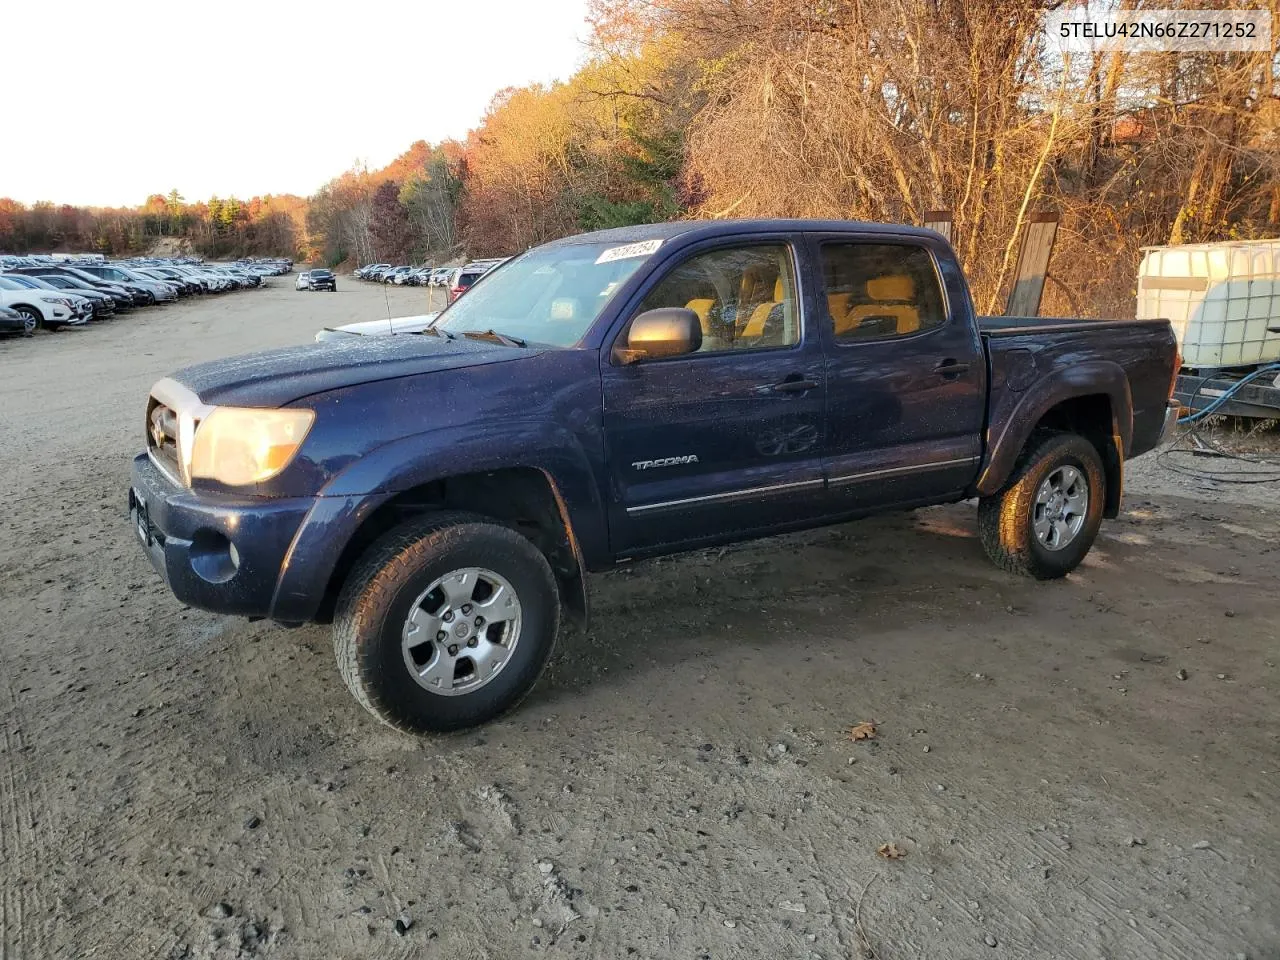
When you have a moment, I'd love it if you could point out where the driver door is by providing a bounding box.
[601,240,828,556]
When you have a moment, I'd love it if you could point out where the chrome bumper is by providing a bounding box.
[1158,398,1181,444]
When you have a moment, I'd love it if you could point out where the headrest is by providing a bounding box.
[685,298,715,322]
[866,275,914,300]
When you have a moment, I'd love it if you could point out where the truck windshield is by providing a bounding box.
[432,241,657,346]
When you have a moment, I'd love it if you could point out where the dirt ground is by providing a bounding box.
[1,277,1277,960]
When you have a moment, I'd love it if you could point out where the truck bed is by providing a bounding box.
[978,315,1179,462]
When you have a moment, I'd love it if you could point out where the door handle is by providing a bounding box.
[934,359,970,377]
[772,377,820,394]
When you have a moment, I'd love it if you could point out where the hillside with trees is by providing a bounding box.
[3,0,1276,314]
[0,191,309,261]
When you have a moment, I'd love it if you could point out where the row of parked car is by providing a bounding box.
[0,254,292,336]
[354,259,508,303]
[356,263,447,286]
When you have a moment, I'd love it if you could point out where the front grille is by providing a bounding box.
[146,397,182,481]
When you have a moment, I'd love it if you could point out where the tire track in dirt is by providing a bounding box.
[0,678,52,960]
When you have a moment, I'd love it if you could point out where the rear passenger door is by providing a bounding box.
[601,239,828,555]
[810,235,986,510]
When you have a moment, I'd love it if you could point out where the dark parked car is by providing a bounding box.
[36,273,133,311]
[11,266,150,306]
[76,264,177,302]
[129,219,1179,733]
[0,304,35,336]
[4,274,116,320]
[307,268,336,292]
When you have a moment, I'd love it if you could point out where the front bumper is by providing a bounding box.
[129,454,316,617]
[129,454,390,622]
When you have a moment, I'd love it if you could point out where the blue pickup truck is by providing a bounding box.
[130,219,1180,732]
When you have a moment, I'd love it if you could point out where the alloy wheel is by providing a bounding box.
[400,567,523,696]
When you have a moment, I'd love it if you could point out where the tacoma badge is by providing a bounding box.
[632,455,699,470]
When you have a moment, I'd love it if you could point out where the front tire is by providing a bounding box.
[333,512,560,733]
[977,432,1105,580]
[14,306,40,335]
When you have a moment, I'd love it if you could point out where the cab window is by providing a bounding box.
[636,244,799,354]
[821,243,945,341]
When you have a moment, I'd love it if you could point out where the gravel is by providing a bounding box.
[1,282,1276,960]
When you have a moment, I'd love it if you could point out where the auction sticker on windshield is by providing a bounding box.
[595,239,663,264]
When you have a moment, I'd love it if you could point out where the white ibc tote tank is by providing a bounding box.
[1136,239,1280,369]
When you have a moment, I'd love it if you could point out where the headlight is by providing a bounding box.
[189,407,315,486]
[40,295,72,307]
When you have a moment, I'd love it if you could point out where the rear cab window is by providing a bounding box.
[820,242,946,341]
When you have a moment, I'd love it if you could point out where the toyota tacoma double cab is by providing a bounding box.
[129,220,1179,733]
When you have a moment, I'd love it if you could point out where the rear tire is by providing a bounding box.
[333,512,560,733]
[977,432,1105,579]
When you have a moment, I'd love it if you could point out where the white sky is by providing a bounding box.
[3,0,592,207]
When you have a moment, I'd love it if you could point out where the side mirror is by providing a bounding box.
[615,307,702,364]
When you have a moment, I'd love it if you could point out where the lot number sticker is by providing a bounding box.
[595,239,664,264]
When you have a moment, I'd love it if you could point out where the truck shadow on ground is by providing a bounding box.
[533,502,1033,701]
[210,493,1256,758]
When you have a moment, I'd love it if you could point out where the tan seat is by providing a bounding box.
[742,277,785,338]
[840,275,920,336]
[826,292,852,328]
[685,298,716,334]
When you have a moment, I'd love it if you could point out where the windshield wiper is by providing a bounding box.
[416,326,455,340]
[460,329,526,348]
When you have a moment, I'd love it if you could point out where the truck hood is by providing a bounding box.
[174,335,541,407]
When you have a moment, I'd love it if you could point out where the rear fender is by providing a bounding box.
[976,360,1132,502]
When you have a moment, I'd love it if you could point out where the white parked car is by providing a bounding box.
[314,313,440,341]
[0,276,89,330]
[296,271,313,291]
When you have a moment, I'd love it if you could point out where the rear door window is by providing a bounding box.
[820,243,945,341]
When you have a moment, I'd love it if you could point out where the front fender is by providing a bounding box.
[269,491,393,622]
[270,421,606,624]
[321,419,607,563]
[976,360,1132,497]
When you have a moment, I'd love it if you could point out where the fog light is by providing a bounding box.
[189,529,240,584]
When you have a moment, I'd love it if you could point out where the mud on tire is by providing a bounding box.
[977,432,1106,580]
